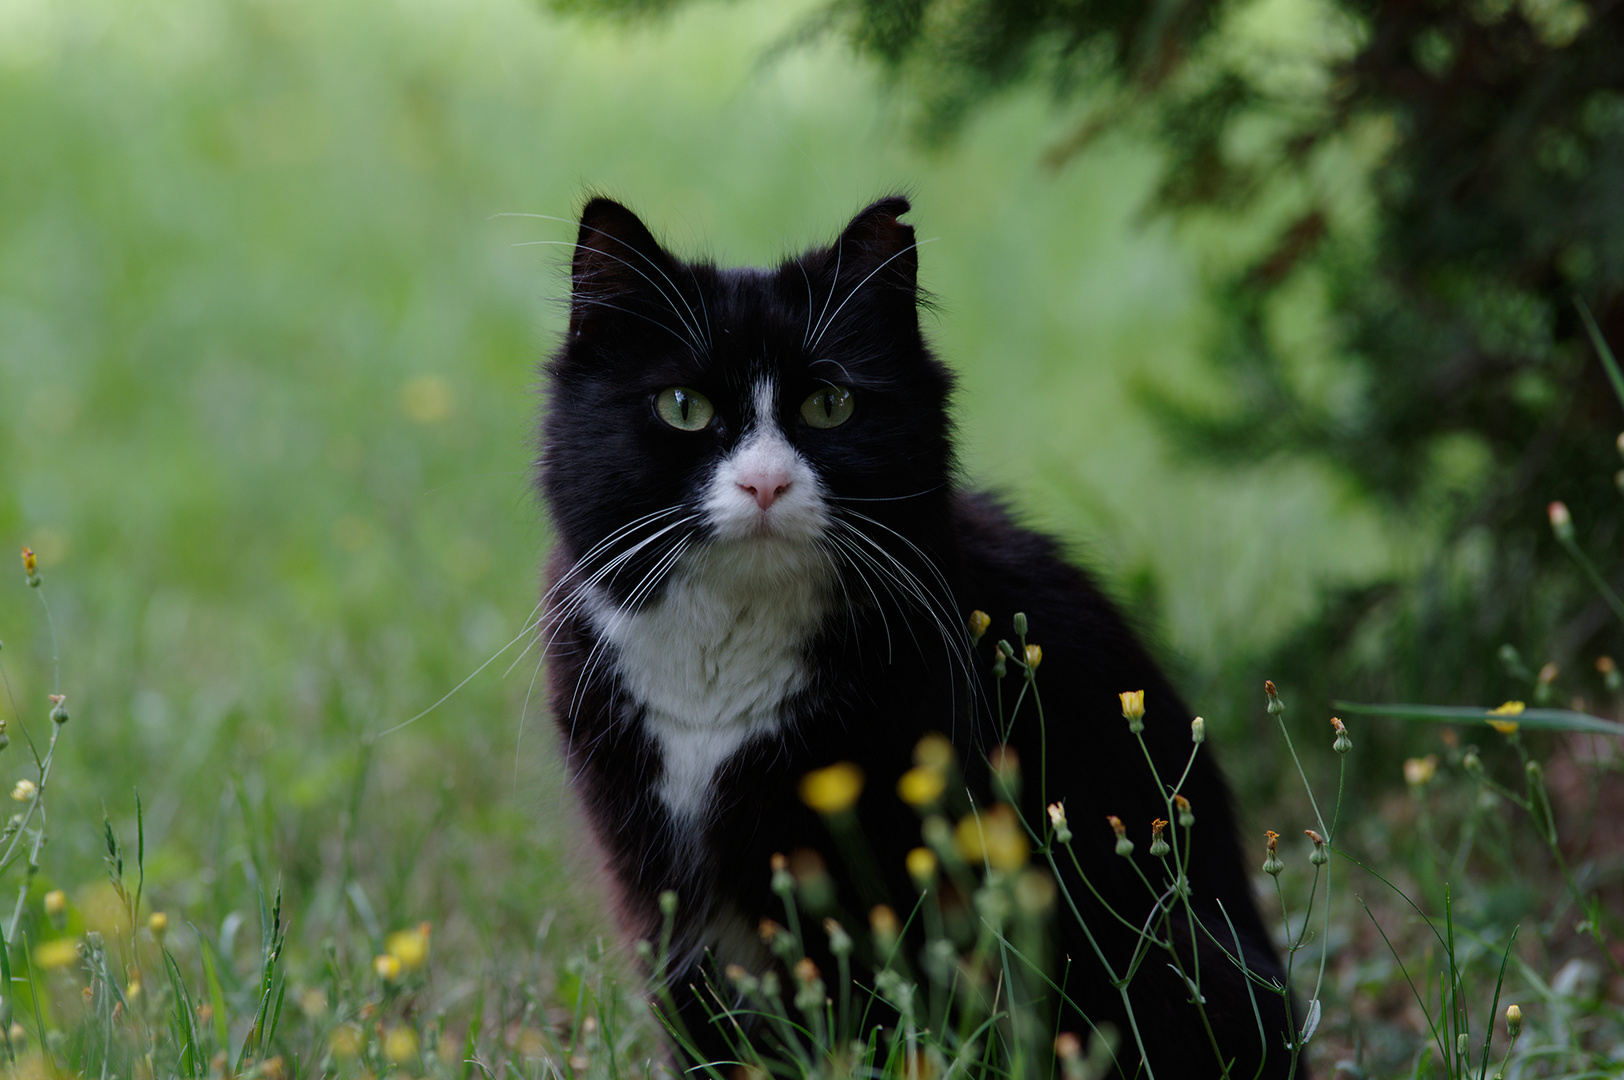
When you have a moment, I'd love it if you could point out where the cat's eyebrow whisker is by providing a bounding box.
[810,237,940,349]
[500,213,712,352]
[516,239,707,353]
[807,357,855,384]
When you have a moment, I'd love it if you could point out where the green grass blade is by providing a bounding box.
[194,931,232,1051]
[1576,297,1624,410]
[162,948,202,1077]
[1333,700,1624,736]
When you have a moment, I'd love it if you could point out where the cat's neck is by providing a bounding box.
[587,537,834,822]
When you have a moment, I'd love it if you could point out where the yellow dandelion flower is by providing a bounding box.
[43,890,66,918]
[897,766,946,808]
[1403,755,1438,786]
[913,733,955,770]
[1024,644,1042,670]
[954,804,1028,871]
[34,938,80,970]
[798,762,864,815]
[385,924,430,971]
[1118,690,1145,721]
[383,1026,419,1063]
[373,953,402,981]
[905,846,938,883]
[1487,700,1524,734]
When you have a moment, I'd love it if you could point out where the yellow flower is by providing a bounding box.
[798,762,864,815]
[954,804,1029,872]
[1487,701,1525,734]
[330,1025,363,1058]
[913,733,954,770]
[1118,690,1145,721]
[373,953,402,981]
[11,779,37,802]
[905,846,938,883]
[1403,755,1438,786]
[896,766,946,808]
[385,924,430,971]
[21,548,37,579]
[148,911,169,941]
[34,938,79,969]
[1024,644,1042,671]
[43,890,66,918]
[967,610,991,642]
[383,1026,419,1063]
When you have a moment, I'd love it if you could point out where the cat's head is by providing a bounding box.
[541,196,955,609]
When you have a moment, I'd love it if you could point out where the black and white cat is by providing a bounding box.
[540,196,1299,1077]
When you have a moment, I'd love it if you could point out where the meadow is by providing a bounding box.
[1,0,1621,1075]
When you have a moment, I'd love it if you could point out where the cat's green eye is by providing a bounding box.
[654,387,715,431]
[801,385,855,429]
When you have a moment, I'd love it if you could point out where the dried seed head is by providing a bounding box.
[1149,818,1170,858]
[1174,793,1194,827]
[1305,829,1329,865]
[1263,830,1284,877]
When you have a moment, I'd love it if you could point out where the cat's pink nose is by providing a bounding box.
[738,470,791,511]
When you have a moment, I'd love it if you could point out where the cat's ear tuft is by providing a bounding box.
[834,196,918,293]
[569,198,670,335]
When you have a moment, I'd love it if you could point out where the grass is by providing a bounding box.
[2,0,1622,1075]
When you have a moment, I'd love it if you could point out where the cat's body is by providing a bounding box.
[541,197,1299,1077]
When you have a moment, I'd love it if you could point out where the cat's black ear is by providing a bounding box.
[569,197,673,338]
[833,196,918,295]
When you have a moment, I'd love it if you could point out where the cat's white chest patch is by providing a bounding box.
[590,541,831,822]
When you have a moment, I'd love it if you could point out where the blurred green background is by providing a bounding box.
[0,0,1400,970]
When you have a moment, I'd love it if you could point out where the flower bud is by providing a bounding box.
[44,890,67,928]
[21,549,39,588]
[1331,717,1353,754]
[1047,802,1072,843]
[1462,750,1483,776]
[148,911,169,942]
[1012,612,1028,637]
[1024,643,1042,674]
[48,694,68,726]
[992,646,1007,679]
[824,918,852,957]
[659,890,679,917]
[905,846,937,885]
[770,853,794,898]
[967,610,991,644]
[1108,815,1133,857]
[1190,716,1206,744]
[1505,1003,1522,1038]
[1525,760,1542,783]
[10,780,36,803]
[1174,793,1194,827]
[1119,690,1145,733]
[1305,829,1328,866]
[1265,680,1284,715]
[1548,501,1573,542]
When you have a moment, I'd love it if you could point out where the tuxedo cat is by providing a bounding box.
[540,196,1299,1077]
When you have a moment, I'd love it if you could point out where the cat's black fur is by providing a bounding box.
[540,196,1298,1077]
